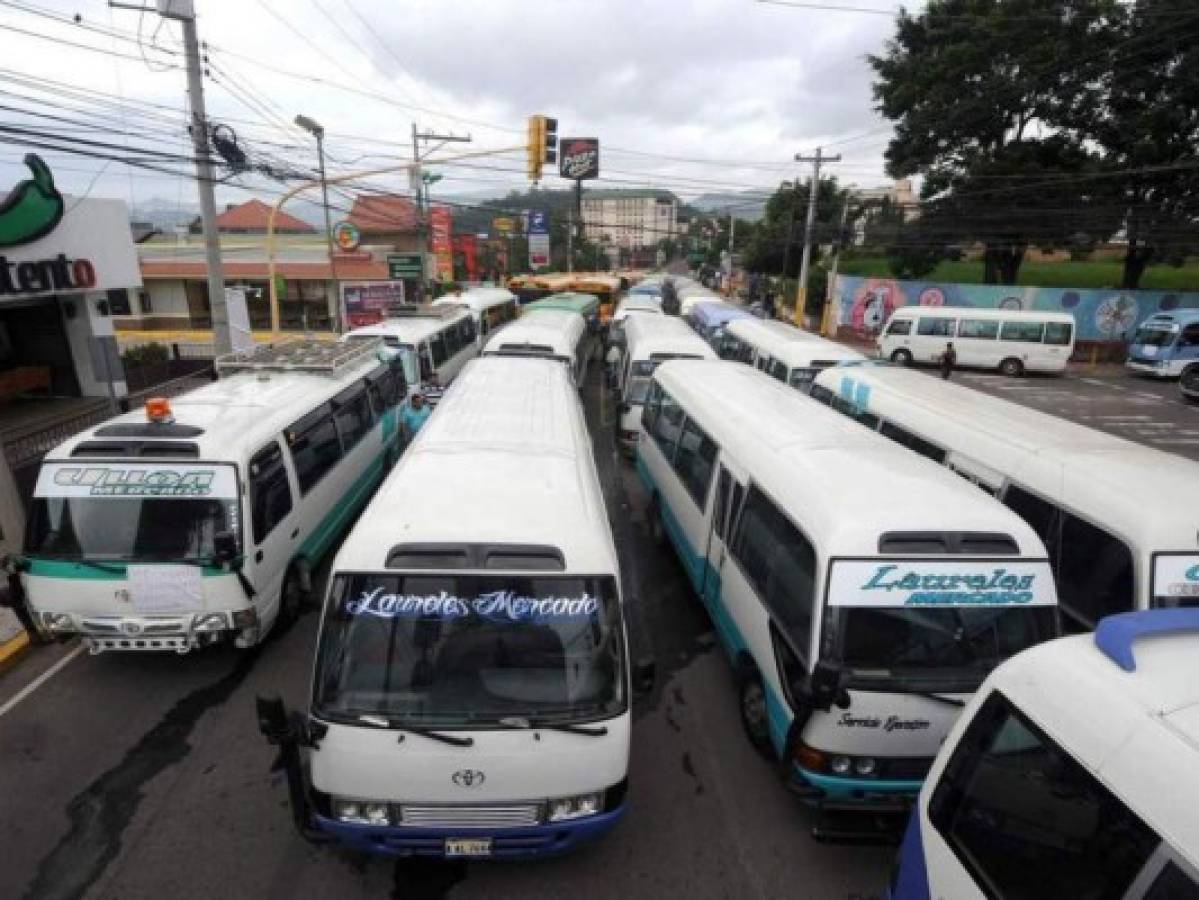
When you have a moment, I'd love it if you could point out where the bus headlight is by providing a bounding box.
[333,798,393,826]
[40,612,73,632]
[192,613,227,632]
[547,792,602,822]
[853,757,877,776]
[829,755,852,776]
[231,608,258,629]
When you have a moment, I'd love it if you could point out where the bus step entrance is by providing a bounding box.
[810,809,905,845]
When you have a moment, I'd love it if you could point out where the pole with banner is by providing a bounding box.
[559,138,599,270]
[527,209,550,270]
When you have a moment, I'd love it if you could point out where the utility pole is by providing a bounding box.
[821,197,852,336]
[412,124,470,302]
[295,115,337,331]
[793,147,840,327]
[112,0,229,354]
[566,209,574,273]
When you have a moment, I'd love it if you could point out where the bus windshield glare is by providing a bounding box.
[1134,324,1176,347]
[314,574,626,727]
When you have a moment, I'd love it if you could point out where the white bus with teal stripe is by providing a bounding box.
[17,339,406,654]
[636,360,1058,818]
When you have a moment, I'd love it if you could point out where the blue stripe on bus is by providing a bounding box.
[638,450,790,757]
[794,768,923,801]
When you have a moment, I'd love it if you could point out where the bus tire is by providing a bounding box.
[890,349,913,367]
[999,357,1024,377]
[738,667,773,757]
[275,564,309,634]
[648,495,666,546]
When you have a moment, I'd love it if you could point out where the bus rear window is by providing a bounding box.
[929,692,1166,899]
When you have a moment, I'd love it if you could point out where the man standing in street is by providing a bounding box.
[940,341,957,380]
[400,391,432,442]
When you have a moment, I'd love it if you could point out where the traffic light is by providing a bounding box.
[526,115,558,182]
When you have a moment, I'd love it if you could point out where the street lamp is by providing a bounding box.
[295,114,339,332]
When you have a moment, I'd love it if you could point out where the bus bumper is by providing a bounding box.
[312,805,626,859]
[1125,359,1174,377]
[788,765,922,814]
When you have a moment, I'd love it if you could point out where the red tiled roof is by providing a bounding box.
[215,199,315,233]
[347,194,418,233]
[139,259,390,280]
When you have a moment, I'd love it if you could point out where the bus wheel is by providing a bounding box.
[276,565,308,633]
[999,357,1024,377]
[890,349,913,366]
[648,495,666,546]
[738,669,773,756]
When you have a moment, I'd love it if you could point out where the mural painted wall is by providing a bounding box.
[833,275,1199,343]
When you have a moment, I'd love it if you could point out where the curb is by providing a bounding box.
[0,630,32,677]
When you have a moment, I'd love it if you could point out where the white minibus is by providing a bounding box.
[637,360,1057,824]
[725,317,865,391]
[611,295,663,326]
[432,286,518,345]
[814,362,1199,633]
[343,305,478,389]
[614,315,716,453]
[888,608,1199,899]
[482,309,591,386]
[257,355,643,859]
[879,306,1075,376]
[11,339,406,653]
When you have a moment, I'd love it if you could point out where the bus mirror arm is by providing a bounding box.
[808,660,851,713]
[256,694,331,844]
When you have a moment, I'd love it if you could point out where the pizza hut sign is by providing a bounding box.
[559,138,600,181]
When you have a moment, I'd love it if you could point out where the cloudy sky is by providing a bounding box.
[1,0,903,221]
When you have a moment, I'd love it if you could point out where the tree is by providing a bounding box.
[870,0,1124,284]
[742,176,848,277]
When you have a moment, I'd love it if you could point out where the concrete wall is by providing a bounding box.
[60,293,128,400]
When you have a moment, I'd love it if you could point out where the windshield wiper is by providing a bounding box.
[498,716,609,737]
[356,714,475,747]
[909,691,967,708]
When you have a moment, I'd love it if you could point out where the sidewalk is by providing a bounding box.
[0,606,30,674]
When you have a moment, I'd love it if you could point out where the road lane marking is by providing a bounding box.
[0,643,85,720]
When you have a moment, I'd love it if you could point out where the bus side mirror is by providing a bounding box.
[213,531,239,565]
[633,657,656,695]
[256,694,291,744]
[810,660,850,712]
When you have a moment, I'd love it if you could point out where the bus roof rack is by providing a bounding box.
[384,303,461,319]
[1094,608,1199,672]
[214,338,382,375]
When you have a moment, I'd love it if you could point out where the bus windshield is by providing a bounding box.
[314,574,626,728]
[1134,324,1177,347]
[26,462,240,563]
[824,559,1058,691]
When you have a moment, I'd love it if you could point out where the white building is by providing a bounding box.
[581,190,678,251]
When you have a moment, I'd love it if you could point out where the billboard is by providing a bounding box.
[559,138,600,181]
[429,205,454,282]
[527,209,550,269]
[341,280,405,327]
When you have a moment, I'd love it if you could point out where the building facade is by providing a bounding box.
[580,189,678,251]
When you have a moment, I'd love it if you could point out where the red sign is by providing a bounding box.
[559,138,599,180]
[341,280,405,327]
[430,206,454,282]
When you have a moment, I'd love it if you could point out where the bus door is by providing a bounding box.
[700,460,747,629]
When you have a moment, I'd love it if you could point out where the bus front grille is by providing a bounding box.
[398,804,542,828]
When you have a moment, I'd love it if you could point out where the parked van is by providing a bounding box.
[638,360,1057,825]
[685,300,753,357]
[888,608,1199,899]
[725,317,864,391]
[13,339,406,653]
[482,309,592,386]
[879,307,1075,376]
[343,305,477,389]
[813,362,1199,631]
[258,355,642,859]
[614,314,716,453]
[1127,310,1199,378]
[432,287,518,345]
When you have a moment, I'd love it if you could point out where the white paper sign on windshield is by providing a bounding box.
[1152,556,1199,600]
[35,463,238,499]
[127,565,205,613]
[828,560,1057,608]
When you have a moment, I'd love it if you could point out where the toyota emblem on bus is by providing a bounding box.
[452,769,485,788]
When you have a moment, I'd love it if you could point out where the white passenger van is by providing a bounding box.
[482,309,591,386]
[815,362,1199,632]
[13,340,406,653]
[614,314,716,453]
[888,608,1199,900]
[637,360,1057,822]
[343,305,478,389]
[725,317,865,392]
[432,286,518,345]
[257,355,641,859]
[879,307,1075,376]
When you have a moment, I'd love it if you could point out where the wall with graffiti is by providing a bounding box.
[833,275,1199,343]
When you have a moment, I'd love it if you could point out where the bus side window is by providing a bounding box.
[886,319,912,336]
[1044,322,1073,345]
[880,421,947,464]
[1057,513,1134,629]
[463,318,477,346]
[730,486,815,656]
[917,317,956,337]
[286,405,342,494]
[642,380,663,433]
[249,440,293,545]
[767,358,788,383]
[430,333,448,367]
[651,389,684,461]
[444,323,462,357]
[1001,485,1061,550]
[673,417,718,510]
[929,692,1160,898]
[712,467,732,539]
[333,384,373,453]
[809,384,835,406]
[419,344,434,380]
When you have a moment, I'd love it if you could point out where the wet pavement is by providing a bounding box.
[0,364,892,900]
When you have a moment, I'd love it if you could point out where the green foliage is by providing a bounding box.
[743,177,847,277]
[839,256,1199,290]
[121,342,170,369]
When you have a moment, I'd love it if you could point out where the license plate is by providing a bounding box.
[444,838,492,858]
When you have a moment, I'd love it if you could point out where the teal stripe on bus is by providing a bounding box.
[25,559,226,580]
[297,450,388,563]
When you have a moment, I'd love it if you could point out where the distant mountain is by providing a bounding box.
[691,192,768,222]
[130,197,197,231]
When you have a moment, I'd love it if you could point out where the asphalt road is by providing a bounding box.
[0,362,892,900]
